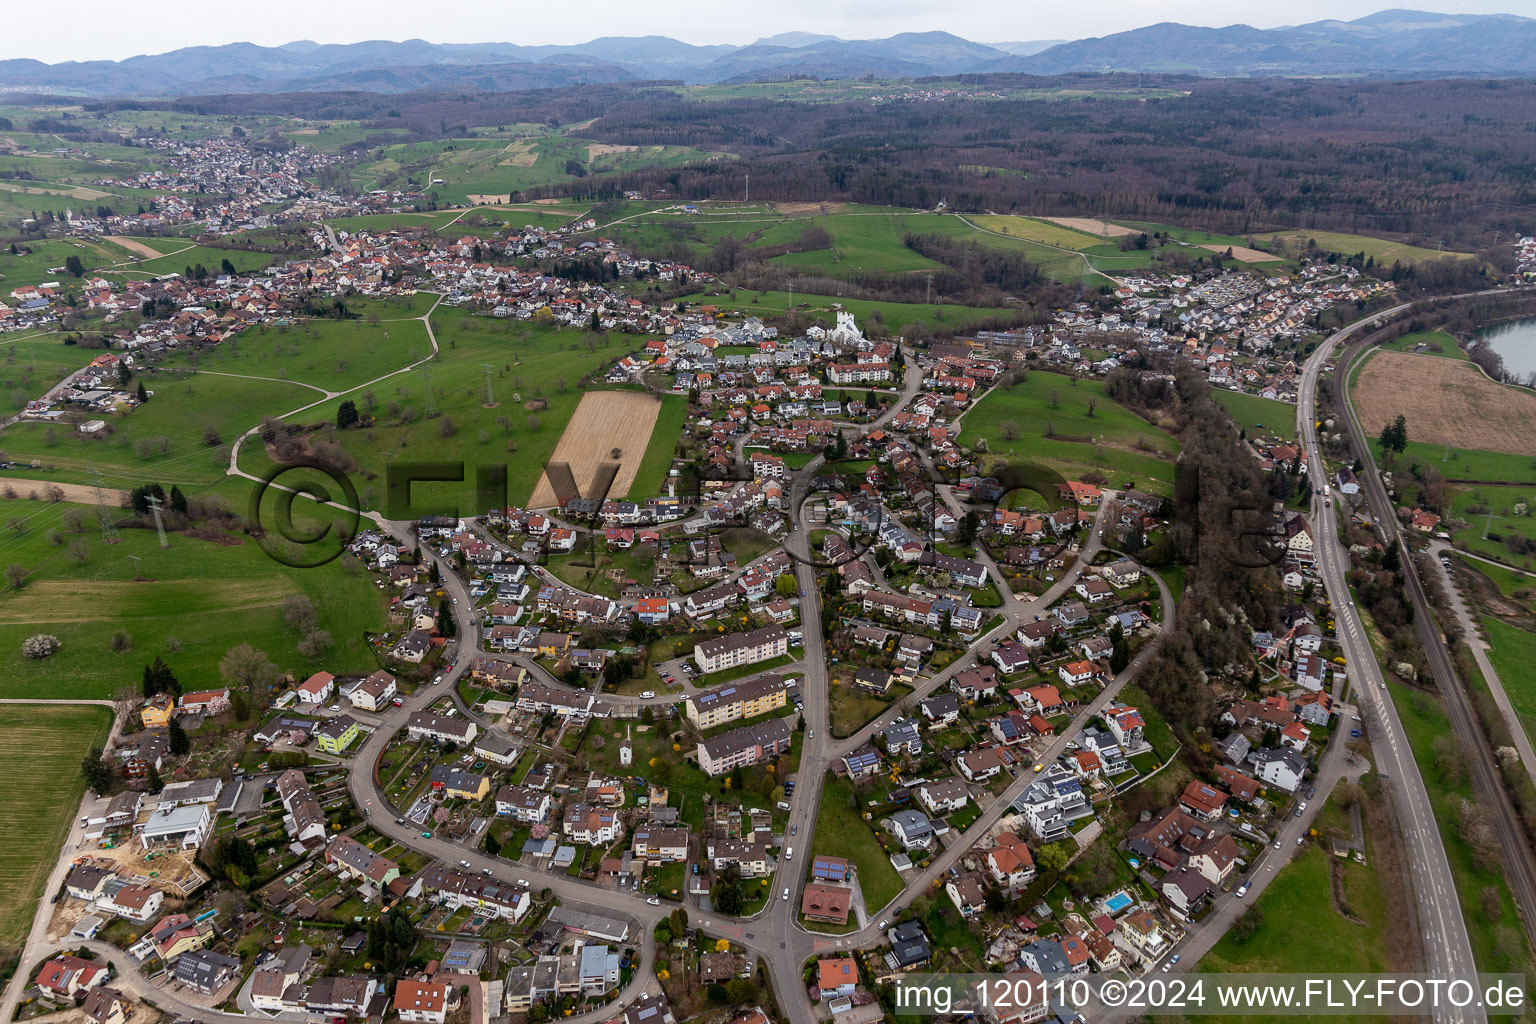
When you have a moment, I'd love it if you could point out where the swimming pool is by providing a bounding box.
[1103,891,1133,914]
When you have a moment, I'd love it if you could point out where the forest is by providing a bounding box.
[52,72,1536,255]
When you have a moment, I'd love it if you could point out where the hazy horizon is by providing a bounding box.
[3,0,1529,64]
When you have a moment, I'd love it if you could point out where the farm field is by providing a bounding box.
[1258,229,1476,266]
[767,211,953,274]
[960,371,1180,490]
[1480,616,1536,749]
[1354,351,1536,457]
[672,288,1013,334]
[353,134,730,206]
[1043,216,1138,237]
[277,120,412,151]
[967,215,1105,250]
[1212,389,1296,435]
[236,310,655,512]
[528,390,664,508]
[954,217,1154,284]
[0,505,387,700]
[0,705,112,956]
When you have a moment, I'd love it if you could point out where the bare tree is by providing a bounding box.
[112,684,139,726]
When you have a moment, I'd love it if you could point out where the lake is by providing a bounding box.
[1477,318,1536,381]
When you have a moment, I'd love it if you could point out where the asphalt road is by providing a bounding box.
[1423,539,1536,783]
[1329,311,1536,968]
[1300,305,1483,1023]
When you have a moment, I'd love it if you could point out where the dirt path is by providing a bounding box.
[0,477,126,505]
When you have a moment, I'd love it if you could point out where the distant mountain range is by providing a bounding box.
[4,10,1536,97]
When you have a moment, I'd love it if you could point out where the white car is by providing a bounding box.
[328,704,340,712]
[517,879,529,888]
[647,897,660,906]
[782,888,790,901]
[641,691,655,699]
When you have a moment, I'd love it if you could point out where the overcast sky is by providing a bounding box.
[6,0,1531,63]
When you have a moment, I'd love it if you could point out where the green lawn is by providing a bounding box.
[0,509,387,699]
[1443,483,1536,565]
[1479,616,1536,750]
[811,775,904,913]
[236,309,630,511]
[117,245,280,279]
[1,369,316,490]
[627,394,687,500]
[1212,390,1296,436]
[1387,442,1536,486]
[0,237,141,291]
[1376,328,1468,360]
[0,335,102,419]
[351,135,728,206]
[159,316,432,394]
[962,370,1179,491]
[1258,229,1477,266]
[766,211,953,273]
[1387,680,1533,976]
[0,705,112,955]
[1199,844,1390,977]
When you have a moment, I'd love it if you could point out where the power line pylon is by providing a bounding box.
[90,465,120,544]
[147,494,170,549]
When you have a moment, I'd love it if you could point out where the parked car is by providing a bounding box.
[641,691,656,699]
[1236,882,1250,897]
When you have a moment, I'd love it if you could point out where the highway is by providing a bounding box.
[1299,304,1482,1022]
[1327,315,1536,955]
